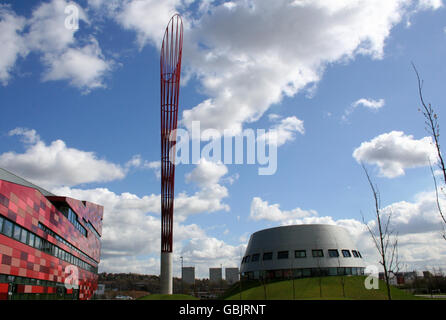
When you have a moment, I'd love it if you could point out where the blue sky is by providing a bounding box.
[1,0,446,278]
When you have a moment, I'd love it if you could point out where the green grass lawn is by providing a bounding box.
[138,294,199,300]
[225,276,422,300]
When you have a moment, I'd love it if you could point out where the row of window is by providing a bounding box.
[0,274,79,300]
[85,221,101,240]
[0,273,58,287]
[58,206,87,237]
[0,215,97,274]
[243,267,365,280]
[38,223,97,266]
[242,249,362,264]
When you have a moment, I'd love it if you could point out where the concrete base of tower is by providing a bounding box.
[160,251,173,294]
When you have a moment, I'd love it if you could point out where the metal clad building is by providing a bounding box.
[209,267,222,283]
[182,267,195,285]
[0,168,103,300]
[225,267,239,285]
[240,224,365,279]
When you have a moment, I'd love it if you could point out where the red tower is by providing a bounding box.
[160,14,183,294]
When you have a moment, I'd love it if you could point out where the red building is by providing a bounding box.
[0,168,103,300]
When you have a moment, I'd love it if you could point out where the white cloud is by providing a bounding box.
[52,179,238,277]
[144,160,162,179]
[353,98,385,110]
[0,128,126,189]
[125,154,143,168]
[1,0,112,92]
[0,5,28,85]
[41,38,112,92]
[418,0,443,10]
[123,155,162,179]
[381,190,446,235]
[8,127,40,144]
[258,116,305,147]
[51,186,161,259]
[116,0,181,48]
[353,131,437,178]
[342,98,385,122]
[25,0,88,52]
[24,0,114,92]
[180,0,408,135]
[249,197,317,222]
[185,158,228,187]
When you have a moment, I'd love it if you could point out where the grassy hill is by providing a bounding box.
[225,276,421,300]
[138,294,199,300]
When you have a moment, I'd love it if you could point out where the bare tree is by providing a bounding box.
[361,164,400,300]
[412,63,446,241]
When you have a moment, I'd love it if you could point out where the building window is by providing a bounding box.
[13,225,21,241]
[34,236,41,250]
[328,268,338,276]
[20,228,28,243]
[58,206,88,237]
[295,250,306,258]
[263,252,273,261]
[342,250,352,258]
[302,269,311,277]
[27,233,35,247]
[245,255,250,263]
[328,249,339,258]
[251,253,260,262]
[357,251,362,258]
[312,249,324,258]
[352,250,359,258]
[0,215,3,233]
[277,251,289,259]
[2,219,13,237]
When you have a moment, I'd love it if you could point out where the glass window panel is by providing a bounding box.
[3,220,13,237]
[34,237,41,249]
[251,253,260,262]
[328,268,338,276]
[13,225,21,240]
[27,233,35,246]
[328,249,339,258]
[295,250,306,258]
[20,229,28,243]
[0,216,4,232]
[263,252,273,261]
[277,251,289,259]
[342,250,351,258]
[312,249,324,257]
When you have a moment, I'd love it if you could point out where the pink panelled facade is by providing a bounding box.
[0,179,103,300]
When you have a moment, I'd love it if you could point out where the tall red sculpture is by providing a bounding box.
[160,13,183,294]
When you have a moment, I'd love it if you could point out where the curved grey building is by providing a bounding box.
[240,224,365,279]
